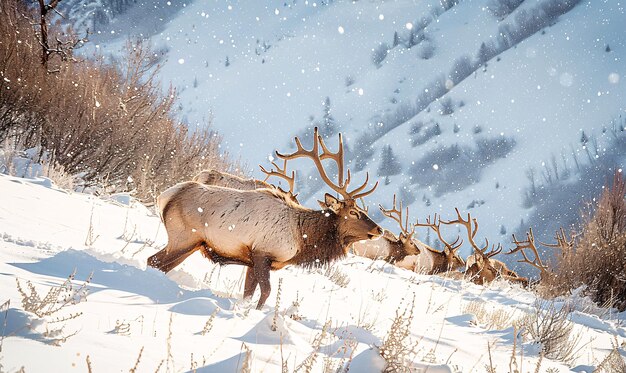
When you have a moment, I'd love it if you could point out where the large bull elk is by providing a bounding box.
[352,194,420,265]
[148,128,382,309]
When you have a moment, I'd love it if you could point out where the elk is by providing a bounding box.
[192,160,299,204]
[443,208,528,286]
[413,214,466,275]
[147,128,382,309]
[352,194,421,265]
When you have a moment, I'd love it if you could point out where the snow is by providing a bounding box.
[1,174,625,371]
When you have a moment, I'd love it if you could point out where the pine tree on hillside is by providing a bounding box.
[378,145,402,185]
[318,97,337,139]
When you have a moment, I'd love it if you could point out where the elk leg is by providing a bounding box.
[243,266,258,299]
[252,256,272,310]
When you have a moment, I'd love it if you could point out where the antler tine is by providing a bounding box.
[415,213,461,251]
[275,127,377,201]
[318,132,344,187]
[507,228,548,274]
[440,208,490,255]
[486,243,503,258]
[358,198,369,213]
[538,227,575,252]
[379,194,410,235]
[259,159,296,194]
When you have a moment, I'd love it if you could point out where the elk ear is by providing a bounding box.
[399,233,408,243]
[322,193,341,213]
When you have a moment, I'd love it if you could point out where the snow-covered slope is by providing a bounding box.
[68,0,626,263]
[1,172,625,371]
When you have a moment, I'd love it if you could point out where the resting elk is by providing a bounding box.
[443,208,528,286]
[352,194,421,266]
[412,214,466,275]
[147,128,383,309]
[193,159,299,204]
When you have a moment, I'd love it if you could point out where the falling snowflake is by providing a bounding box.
[178,58,185,64]
[338,26,345,34]
[198,207,203,213]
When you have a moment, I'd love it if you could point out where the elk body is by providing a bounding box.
[148,128,382,309]
[352,195,420,264]
[352,230,420,264]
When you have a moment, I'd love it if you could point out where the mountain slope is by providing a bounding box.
[69,0,626,262]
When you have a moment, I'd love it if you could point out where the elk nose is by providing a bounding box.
[370,226,383,238]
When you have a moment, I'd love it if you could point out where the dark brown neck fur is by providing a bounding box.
[288,209,345,269]
[386,241,409,263]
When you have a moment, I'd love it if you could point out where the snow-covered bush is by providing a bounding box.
[416,40,436,59]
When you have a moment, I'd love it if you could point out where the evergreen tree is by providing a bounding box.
[392,31,400,48]
[377,145,402,184]
[318,97,337,139]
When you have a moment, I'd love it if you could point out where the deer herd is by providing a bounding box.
[148,128,555,309]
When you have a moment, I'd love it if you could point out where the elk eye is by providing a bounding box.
[349,210,359,218]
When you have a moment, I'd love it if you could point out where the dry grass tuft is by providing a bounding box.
[322,265,351,288]
[295,319,332,373]
[379,293,417,372]
[463,300,519,331]
[594,342,626,372]
[15,270,91,345]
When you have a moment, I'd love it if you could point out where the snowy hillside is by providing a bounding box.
[1,174,626,372]
[65,0,626,266]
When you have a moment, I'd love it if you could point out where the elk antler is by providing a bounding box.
[440,208,501,257]
[379,194,415,237]
[259,159,296,195]
[538,227,577,255]
[275,127,378,200]
[415,213,462,252]
[507,228,549,275]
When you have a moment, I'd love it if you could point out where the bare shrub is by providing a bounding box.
[545,171,626,311]
[0,0,231,201]
[519,300,581,364]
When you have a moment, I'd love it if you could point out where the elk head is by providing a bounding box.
[276,127,382,246]
[379,194,421,257]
